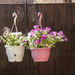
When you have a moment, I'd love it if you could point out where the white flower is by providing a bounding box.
[19,36,23,39]
[27,32,31,40]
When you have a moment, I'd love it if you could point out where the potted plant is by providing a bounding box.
[0,11,27,62]
[28,12,68,62]
[0,27,27,62]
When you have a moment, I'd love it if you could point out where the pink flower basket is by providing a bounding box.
[30,48,50,62]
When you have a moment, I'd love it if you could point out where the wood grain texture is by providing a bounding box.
[0,0,74,4]
[0,3,75,75]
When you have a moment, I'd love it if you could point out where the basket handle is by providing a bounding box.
[38,12,42,29]
[11,12,18,32]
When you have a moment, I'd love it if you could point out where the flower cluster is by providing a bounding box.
[0,26,68,48]
[28,25,68,48]
[0,27,27,47]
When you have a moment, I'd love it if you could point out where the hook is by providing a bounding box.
[12,12,17,25]
[11,12,18,32]
[38,12,42,29]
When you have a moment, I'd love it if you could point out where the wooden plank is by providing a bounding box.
[0,0,66,4]
[57,3,72,75]
[71,3,75,75]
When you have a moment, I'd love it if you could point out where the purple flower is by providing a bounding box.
[50,34,54,37]
[34,25,39,29]
[40,29,45,33]
[8,29,10,31]
[53,31,57,34]
[53,31,57,35]
[34,28,39,31]
[3,36,6,38]
[57,31,63,36]
[65,37,68,42]
[41,35,46,40]
[34,42,38,45]
[25,40,27,42]
[42,28,45,30]
[46,27,51,31]
[30,29,34,33]
[48,31,53,34]
[30,33,34,37]
[14,54,16,56]
[22,45,24,47]
[37,39,41,44]
[5,31,7,33]
[48,32,51,34]
[59,31,63,35]
[0,41,2,43]
[63,34,65,37]
[54,36,56,40]
[23,40,26,42]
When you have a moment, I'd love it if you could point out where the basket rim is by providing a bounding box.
[30,48,50,50]
[4,45,25,48]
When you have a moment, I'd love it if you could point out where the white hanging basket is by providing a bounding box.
[5,45,25,62]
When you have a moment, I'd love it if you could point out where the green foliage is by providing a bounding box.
[28,26,67,48]
[0,27,27,47]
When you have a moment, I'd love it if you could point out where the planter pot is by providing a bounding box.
[5,45,25,62]
[30,48,50,62]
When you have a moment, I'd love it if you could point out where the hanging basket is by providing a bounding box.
[5,31,24,62]
[30,48,50,62]
[5,45,25,62]
[5,32,24,62]
[4,12,25,62]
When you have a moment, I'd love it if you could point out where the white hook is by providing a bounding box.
[12,12,18,32]
[12,12,17,25]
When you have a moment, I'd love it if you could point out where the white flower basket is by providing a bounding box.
[5,45,25,62]
[4,13,25,62]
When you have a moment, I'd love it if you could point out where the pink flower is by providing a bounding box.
[65,37,68,42]
[25,40,27,42]
[42,28,45,30]
[63,35,65,37]
[57,31,63,36]
[0,41,2,43]
[34,28,39,31]
[48,31,53,34]
[41,35,46,40]
[53,31,57,35]
[54,36,56,40]
[30,33,34,37]
[34,42,38,45]
[40,29,45,33]
[8,29,10,31]
[30,29,34,33]
[5,31,7,33]
[3,36,6,38]
[46,27,51,31]
[23,40,25,42]
[34,25,39,29]
[59,31,63,35]
[22,45,24,47]
[37,39,41,44]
